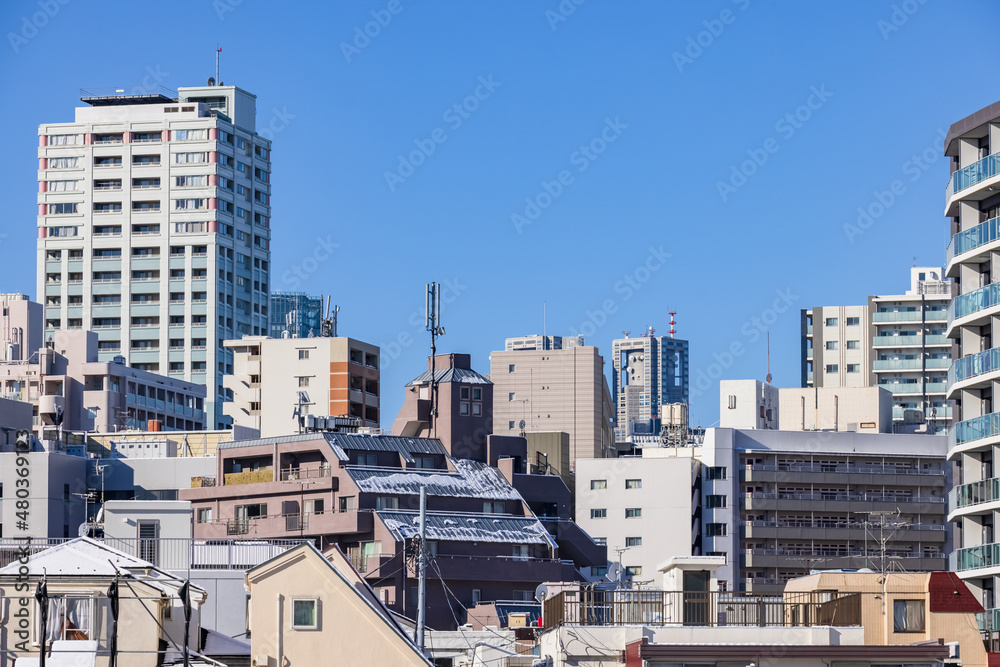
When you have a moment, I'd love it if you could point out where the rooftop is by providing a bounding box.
[407,367,492,386]
[219,432,448,463]
[348,459,522,500]
[378,510,555,546]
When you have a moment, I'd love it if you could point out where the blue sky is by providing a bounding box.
[1,0,996,429]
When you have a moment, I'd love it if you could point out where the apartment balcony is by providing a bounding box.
[872,310,947,323]
[743,491,945,513]
[949,347,1000,397]
[217,510,373,540]
[946,153,1000,216]
[224,470,274,485]
[949,477,1000,521]
[892,406,953,421]
[947,282,1000,337]
[744,549,943,571]
[949,413,1000,458]
[950,542,1000,576]
[872,358,950,371]
[743,520,946,543]
[407,554,576,582]
[946,215,1000,278]
[743,463,944,486]
[872,334,951,348]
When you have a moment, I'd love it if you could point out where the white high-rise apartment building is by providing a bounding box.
[37,84,273,428]
[944,99,1000,623]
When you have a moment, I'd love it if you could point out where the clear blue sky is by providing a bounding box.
[1,0,996,429]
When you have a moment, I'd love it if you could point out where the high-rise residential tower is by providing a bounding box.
[801,267,955,431]
[943,99,1000,622]
[37,84,273,428]
[610,328,689,441]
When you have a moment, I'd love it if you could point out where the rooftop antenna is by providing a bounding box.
[668,311,676,339]
[543,302,546,341]
[216,46,222,85]
[766,333,772,384]
[320,296,339,338]
[622,330,631,339]
[425,283,445,436]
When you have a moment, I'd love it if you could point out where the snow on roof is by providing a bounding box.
[378,511,556,546]
[348,459,523,500]
[219,431,448,464]
[406,367,492,386]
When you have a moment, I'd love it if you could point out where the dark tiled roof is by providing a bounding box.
[378,510,555,545]
[220,432,447,464]
[406,367,491,386]
[348,459,521,500]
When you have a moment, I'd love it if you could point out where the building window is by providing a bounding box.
[298,377,309,387]
[484,501,505,514]
[375,497,398,510]
[593,537,607,545]
[625,537,642,547]
[846,340,860,349]
[847,364,861,373]
[472,403,482,416]
[893,600,925,632]
[825,341,838,350]
[39,597,109,642]
[47,202,78,215]
[459,402,470,416]
[825,364,839,373]
[472,589,482,605]
[339,496,355,512]
[825,317,838,326]
[291,599,319,630]
[590,480,607,490]
[460,387,470,399]
[625,566,642,576]
[591,566,608,577]
[508,392,516,401]
[706,495,727,508]
[727,395,736,410]
[508,421,515,430]
[846,317,860,326]
[625,508,642,519]
[508,364,515,373]
[707,466,727,480]
[472,387,482,400]
[196,508,212,523]
[625,479,641,489]
[706,523,727,536]
[590,509,607,519]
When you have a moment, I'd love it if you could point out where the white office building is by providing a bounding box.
[37,84,274,428]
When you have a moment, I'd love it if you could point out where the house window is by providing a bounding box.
[472,403,482,416]
[39,597,110,642]
[846,340,860,349]
[590,509,607,519]
[626,537,642,547]
[625,508,642,519]
[460,402,470,416]
[592,566,608,577]
[847,364,861,373]
[593,537,607,545]
[298,350,310,359]
[706,523,727,536]
[707,467,727,480]
[508,392,516,401]
[376,497,398,510]
[825,317,838,326]
[893,599,925,632]
[484,501,505,513]
[508,364,515,373]
[196,508,212,523]
[625,479,641,489]
[460,387,470,399]
[512,545,529,561]
[472,388,482,400]
[590,480,607,490]
[706,495,727,508]
[846,317,860,326]
[339,496,355,512]
[825,341,838,350]
[291,599,319,630]
[825,364,839,373]
[298,377,310,387]
[625,566,642,576]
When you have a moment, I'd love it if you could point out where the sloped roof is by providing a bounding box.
[406,367,491,386]
[220,431,447,464]
[0,537,205,598]
[348,459,522,501]
[378,511,556,546]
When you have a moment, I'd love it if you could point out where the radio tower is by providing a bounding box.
[668,311,677,338]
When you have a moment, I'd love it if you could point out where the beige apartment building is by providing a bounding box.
[224,336,380,436]
[490,336,614,469]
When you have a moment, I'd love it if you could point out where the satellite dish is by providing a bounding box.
[207,76,216,86]
[519,420,526,430]
[534,583,549,603]
[77,523,90,537]
[606,563,622,583]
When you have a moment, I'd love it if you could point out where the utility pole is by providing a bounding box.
[416,485,428,652]
[425,283,445,437]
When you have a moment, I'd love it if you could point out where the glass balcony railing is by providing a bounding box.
[949,413,1000,448]
[950,153,1000,196]
[872,310,948,323]
[950,541,1000,572]
[949,282,1000,324]
[947,215,1000,264]
[873,358,951,370]
[977,608,1000,632]
[950,476,1000,513]
[949,347,1000,386]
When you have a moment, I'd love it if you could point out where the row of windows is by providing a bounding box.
[589,479,642,490]
[823,317,861,327]
[590,508,642,519]
[825,364,862,373]
[824,340,861,350]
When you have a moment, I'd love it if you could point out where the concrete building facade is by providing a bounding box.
[37,84,274,428]
[611,329,689,440]
[802,267,955,430]
[224,336,380,436]
[942,98,1000,624]
[490,337,614,468]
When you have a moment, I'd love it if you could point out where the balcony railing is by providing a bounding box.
[951,541,1000,572]
[872,310,947,322]
[950,476,1000,512]
[949,413,1000,448]
[541,590,863,629]
[223,469,274,485]
[279,465,332,482]
[0,537,305,570]
[745,547,942,559]
[950,152,1000,196]
[949,282,1000,324]
[746,491,944,504]
[947,215,1000,264]
[745,519,944,531]
[873,358,951,370]
[950,347,1000,387]
[745,463,943,476]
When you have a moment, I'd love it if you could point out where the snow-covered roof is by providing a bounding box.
[348,459,523,501]
[378,511,556,546]
[0,537,205,597]
[220,431,448,464]
[406,367,491,386]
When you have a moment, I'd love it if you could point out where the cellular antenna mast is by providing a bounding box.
[766,333,772,384]
[216,46,222,84]
[425,283,445,436]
